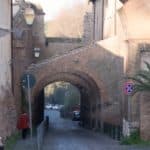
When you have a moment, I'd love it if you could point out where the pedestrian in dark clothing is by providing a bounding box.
[17,112,29,139]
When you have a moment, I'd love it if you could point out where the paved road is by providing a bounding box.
[43,110,150,150]
[13,110,150,150]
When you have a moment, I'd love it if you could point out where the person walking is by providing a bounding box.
[17,111,29,139]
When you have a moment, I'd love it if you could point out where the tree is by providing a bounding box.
[127,62,150,94]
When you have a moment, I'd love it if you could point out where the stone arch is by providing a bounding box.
[33,71,101,100]
[29,69,107,129]
[24,43,120,129]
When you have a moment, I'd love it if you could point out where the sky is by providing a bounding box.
[26,0,86,21]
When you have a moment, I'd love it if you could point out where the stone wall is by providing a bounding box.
[12,2,45,117]
[139,44,150,140]
[27,42,124,128]
[83,12,94,44]
[44,38,83,59]
[44,8,94,58]
[0,87,16,138]
[140,92,150,141]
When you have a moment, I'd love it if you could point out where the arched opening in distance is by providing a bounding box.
[44,81,81,121]
[32,72,101,130]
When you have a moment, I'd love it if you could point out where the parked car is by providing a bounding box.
[72,111,80,121]
[52,105,59,110]
[45,104,52,109]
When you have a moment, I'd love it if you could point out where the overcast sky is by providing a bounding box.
[25,0,86,21]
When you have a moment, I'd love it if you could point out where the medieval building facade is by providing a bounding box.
[0,0,149,140]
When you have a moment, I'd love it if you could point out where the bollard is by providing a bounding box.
[45,116,49,131]
[112,125,116,139]
[117,126,122,140]
[0,137,4,150]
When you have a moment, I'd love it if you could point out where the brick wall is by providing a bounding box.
[27,43,124,128]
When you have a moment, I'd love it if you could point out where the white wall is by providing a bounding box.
[122,0,150,40]
[0,0,16,138]
[0,36,11,96]
[0,0,12,98]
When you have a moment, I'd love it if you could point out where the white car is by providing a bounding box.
[52,105,59,110]
[45,104,52,109]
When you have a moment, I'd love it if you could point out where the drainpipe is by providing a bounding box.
[95,97,98,130]
[100,0,105,132]
[101,0,104,40]
[114,0,117,35]
[93,1,96,41]
[11,0,14,94]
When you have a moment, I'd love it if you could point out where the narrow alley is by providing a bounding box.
[44,110,123,150]
[14,110,150,150]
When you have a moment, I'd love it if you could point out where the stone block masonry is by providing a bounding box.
[0,86,17,138]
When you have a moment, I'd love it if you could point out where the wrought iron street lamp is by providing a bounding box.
[0,6,35,37]
[23,7,35,26]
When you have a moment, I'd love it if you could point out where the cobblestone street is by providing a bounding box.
[43,110,150,150]
[13,110,150,150]
[14,111,150,150]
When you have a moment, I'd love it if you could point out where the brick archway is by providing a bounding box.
[25,43,123,129]
[33,71,103,101]
[31,71,103,129]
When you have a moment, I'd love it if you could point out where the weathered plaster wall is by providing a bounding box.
[0,0,16,138]
[122,0,150,40]
[12,2,46,116]
[140,92,150,141]
[98,0,150,136]
[44,40,83,58]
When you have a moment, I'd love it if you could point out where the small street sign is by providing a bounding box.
[21,73,36,89]
[21,73,35,139]
[124,82,134,95]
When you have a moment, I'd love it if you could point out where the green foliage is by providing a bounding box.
[64,86,80,108]
[45,82,67,104]
[121,131,141,145]
[121,131,150,145]
[53,86,66,104]
[5,132,21,150]
[45,81,80,106]
[127,62,150,94]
